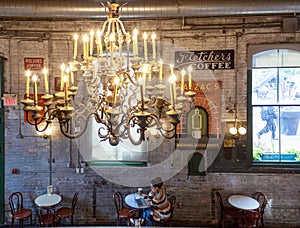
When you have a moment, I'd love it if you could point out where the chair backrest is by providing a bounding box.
[169,195,176,219]
[253,192,267,215]
[113,191,125,214]
[36,208,55,226]
[215,191,224,218]
[72,192,79,213]
[170,195,176,213]
[239,210,260,228]
[9,192,24,214]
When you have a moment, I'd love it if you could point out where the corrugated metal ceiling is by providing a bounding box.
[0,0,299,19]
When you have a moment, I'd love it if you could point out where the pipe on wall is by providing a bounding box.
[0,0,299,19]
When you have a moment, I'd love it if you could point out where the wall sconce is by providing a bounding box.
[229,125,247,136]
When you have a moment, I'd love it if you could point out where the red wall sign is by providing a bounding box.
[24,57,44,70]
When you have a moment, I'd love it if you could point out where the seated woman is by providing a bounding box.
[143,177,171,225]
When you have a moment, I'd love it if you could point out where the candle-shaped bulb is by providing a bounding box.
[83,34,89,59]
[159,59,163,82]
[73,33,78,40]
[63,74,68,83]
[32,74,37,82]
[133,28,138,37]
[42,68,48,75]
[61,63,65,71]
[169,75,176,108]
[151,32,156,60]
[43,67,49,94]
[113,77,120,105]
[143,32,147,40]
[181,69,186,93]
[170,63,174,75]
[151,33,156,41]
[143,32,148,61]
[26,69,31,77]
[73,33,78,60]
[32,74,38,105]
[96,29,103,56]
[133,28,138,56]
[25,70,31,98]
[63,74,68,106]
[89,30,94,56]
[188,65,193,90]
[60,63,66,91]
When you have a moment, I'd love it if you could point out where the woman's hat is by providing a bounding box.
[151,177,163,186]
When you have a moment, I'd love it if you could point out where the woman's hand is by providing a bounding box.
[142,193,148,199]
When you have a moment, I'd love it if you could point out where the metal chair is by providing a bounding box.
[36,208,56,227]
[237,210,260,228]
[156,195,176,227]
[8,192,33,228]
[56,192,79,225]
[113,191,133,226]
[253,192,268,228]
[215,191,240,228]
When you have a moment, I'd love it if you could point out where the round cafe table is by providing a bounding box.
[228,194,259,210]
[35,193,62,208]
[125,193,151,209]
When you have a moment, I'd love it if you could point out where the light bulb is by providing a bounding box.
[238,126,247,135]
[45,127,53,136]
[229,126,237,135]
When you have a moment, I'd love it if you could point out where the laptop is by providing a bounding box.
[135,197,148,207]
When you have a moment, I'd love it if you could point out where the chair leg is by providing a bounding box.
[30,214,33,226]
[10,218,14,228]
[261,217,264,228]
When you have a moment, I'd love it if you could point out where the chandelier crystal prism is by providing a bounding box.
[21,0,197,146]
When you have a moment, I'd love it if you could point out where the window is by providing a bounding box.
[77,117,148,165]
[249,45,300,164]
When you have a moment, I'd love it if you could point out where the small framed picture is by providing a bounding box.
[54,77,61,91]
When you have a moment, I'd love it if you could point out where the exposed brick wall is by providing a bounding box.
[2,15,300,227]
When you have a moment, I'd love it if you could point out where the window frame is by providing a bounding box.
[248,44,300,168]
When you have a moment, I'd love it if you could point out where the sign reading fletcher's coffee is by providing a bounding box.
[175,50,234,70]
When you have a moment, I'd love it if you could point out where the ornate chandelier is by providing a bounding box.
[21,0,196,146]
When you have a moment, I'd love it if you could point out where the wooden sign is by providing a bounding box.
[174,49,234,70]
[24,57,44,70]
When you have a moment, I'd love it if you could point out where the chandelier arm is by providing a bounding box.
[157,127,177,140]
[124,70,136,85]
[104,20,113,39]
[127,123,143,146]
[101,20,110,36]
[115,18,127,35]
[24,107,57,126]
[58,112,93,139]
[34,120,51,133]
[97,126,109,139]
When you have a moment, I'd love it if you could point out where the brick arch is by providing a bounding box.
[177,95,221,137]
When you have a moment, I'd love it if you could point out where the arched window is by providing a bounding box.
[249,44,300,164]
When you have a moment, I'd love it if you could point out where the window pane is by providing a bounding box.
[280,106,300,162]
[279,68,300,104]
[253,50,280,67]
[252,68,278,105]
[280,49,300,66]
[253,106,280,162]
